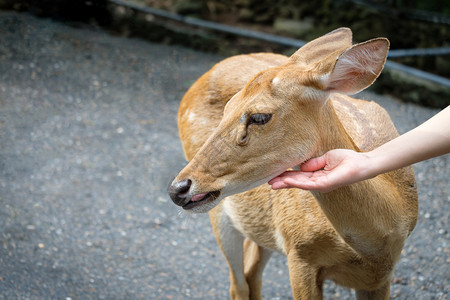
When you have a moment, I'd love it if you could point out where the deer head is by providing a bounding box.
[169,28,389,213]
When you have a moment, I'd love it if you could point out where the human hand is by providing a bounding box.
[268,149,371,193]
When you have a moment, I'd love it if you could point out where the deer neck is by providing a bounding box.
[316,100,359,155]
[305,100,405,260]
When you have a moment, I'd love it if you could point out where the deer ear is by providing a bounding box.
[325,38,389,95]
[290,27,353,66]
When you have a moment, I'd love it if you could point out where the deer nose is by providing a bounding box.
[168,179,192,206]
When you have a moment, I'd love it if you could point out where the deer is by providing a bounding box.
[168,28,418,299]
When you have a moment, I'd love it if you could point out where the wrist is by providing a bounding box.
[360,151,383,181]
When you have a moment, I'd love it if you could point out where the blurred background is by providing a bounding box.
[0,1,448,299]
[1,0,449,107]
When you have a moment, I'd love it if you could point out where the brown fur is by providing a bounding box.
[170,28,418,299]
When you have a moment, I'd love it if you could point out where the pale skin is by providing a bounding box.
[269,105,450,193]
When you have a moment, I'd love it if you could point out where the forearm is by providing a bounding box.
[365,106,450,178]
[269,106,449,192]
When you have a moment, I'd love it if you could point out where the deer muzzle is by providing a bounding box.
[168,178,221,211]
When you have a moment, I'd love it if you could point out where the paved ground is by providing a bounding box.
[0,10,448,300]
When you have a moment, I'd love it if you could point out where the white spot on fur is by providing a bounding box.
[222,197,243,232]
[274,229,286,254]
[185,111,206,124]
[354,121,362,134]
[188,112,196,122]
[271,77,280,85]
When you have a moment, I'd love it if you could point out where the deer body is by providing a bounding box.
[169,28,418,299]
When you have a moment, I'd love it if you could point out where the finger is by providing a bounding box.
[300,155,327,172]
[276,172,316,188]
[269,180,291,190]
[269,171,312,189]
[269,170,301,183]
[268,174,287,184]
[270,173,334,192]
[282,176,321,190]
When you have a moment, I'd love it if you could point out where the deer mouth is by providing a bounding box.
[182,191,221,210]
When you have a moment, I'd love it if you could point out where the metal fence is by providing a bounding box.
[108,0,450,89]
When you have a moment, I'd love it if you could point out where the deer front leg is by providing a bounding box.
[210,208,249,299]
[287,250,323,300]
[243,238,272,300]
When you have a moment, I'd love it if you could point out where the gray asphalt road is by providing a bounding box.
[0,10,448,300]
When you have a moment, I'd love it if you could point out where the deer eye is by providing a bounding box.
[249,113,272,125]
